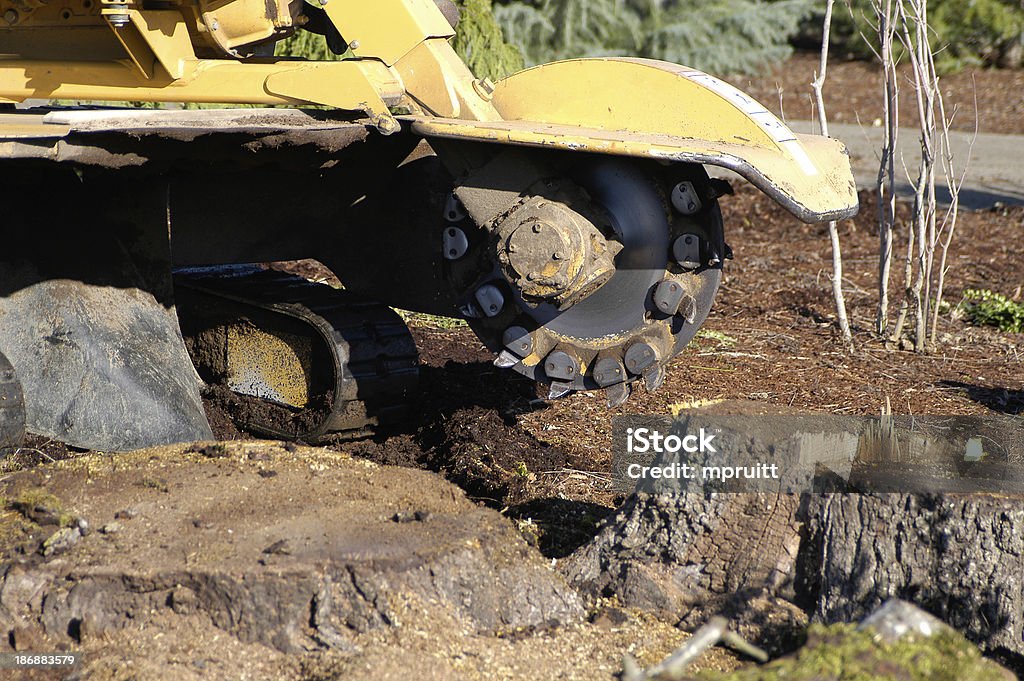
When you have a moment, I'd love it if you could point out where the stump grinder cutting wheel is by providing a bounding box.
[0,0,858,451]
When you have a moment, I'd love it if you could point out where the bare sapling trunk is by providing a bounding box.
[900,0,935,352]
[872,0,899,337]
[889,209,914,342]
[812,0,854,348]
[878,0,966,351]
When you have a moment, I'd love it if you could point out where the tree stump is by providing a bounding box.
[561,491,807,647]
[801,492,1024,659]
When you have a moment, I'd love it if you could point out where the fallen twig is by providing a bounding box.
[623,616,768,680]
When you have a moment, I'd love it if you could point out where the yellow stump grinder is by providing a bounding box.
[0,0,858,451]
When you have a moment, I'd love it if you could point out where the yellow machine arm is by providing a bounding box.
[0,0,857,221]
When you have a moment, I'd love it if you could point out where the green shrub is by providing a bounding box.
[274,30,342,62]
[827,0,1024,71]
[960,289,1024,333]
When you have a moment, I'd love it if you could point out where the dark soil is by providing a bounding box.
[344,327,617,558]
[733,51,1024,135]
[202,383,336,440]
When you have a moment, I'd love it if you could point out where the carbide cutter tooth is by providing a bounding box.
[642,364,666,393]
[605,382,631,408]
[547,380,574,400]
[493,350,520,369]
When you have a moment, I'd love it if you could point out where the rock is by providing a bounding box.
[41,527,80,556]
[114,507,139,520]
[687,619,1015,681]
[100,521,123,535]
[262,540,290,555]
[0,444,584,654]
[859,599,952,643]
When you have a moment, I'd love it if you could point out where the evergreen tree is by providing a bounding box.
[275,0,524,79]
[495,0,815,74]
[496,0,641,64]
[452,0,526,79]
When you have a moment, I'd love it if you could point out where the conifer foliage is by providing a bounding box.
[274,0,816,78]
[452,0,527,79]
[274,0,524,79]
[494,0,815,74]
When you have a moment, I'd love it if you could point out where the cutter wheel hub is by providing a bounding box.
[445,154,727,406]
[496,198,617,309]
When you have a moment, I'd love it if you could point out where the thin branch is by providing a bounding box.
[812,0,854,349]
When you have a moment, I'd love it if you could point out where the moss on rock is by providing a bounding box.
[693,624,1014,681]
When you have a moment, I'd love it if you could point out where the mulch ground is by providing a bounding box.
[733,51,1024,135]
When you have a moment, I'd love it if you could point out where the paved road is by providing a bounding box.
[791,120,1024,209]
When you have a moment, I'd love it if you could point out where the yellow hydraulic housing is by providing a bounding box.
[0,0,858,222]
